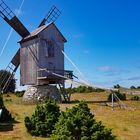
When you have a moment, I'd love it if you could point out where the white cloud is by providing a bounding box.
[83,50,90,54]
[127,76,140,81]
[73,33,84,39]
[97,66,130,77]
[98,66,113,72]
[14,9,23,16]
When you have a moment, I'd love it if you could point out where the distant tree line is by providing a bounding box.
[130,86,140,90]
[65,86,105,93]
[113,84,140,90]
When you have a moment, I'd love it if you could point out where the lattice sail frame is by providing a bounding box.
[39,5,61,27]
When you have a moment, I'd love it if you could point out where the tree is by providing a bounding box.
[24,99,60,137]
[108,91,126,102]
[51,102,116,140]
[130,86,136,90]
[0,70,16,93]
[113,84,120,89]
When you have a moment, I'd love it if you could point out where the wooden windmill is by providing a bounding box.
[0,0,73,101]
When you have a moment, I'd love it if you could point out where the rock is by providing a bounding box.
[22,85,62,103]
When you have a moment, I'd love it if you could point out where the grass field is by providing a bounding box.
[0,92,140,140]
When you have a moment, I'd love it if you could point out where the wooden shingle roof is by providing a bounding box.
[19,22,67,43]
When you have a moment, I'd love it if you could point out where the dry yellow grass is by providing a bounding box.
[0,92,140,140]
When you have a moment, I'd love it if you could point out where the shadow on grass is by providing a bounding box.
[0,120,21,132]
[13,119,21,124]
[0,123,13,132]
[62,100,110,104]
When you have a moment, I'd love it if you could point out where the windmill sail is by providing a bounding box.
[0,0,30,69]
[11,49,20,68]
[5,16,30,38]
[0,0,30,38]
[0,0,30,71]
[0,0,30,92]
[39,5,61,27]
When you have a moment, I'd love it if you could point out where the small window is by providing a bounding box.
[48,45,54,57]
[44,45,48,57]
[44,40,54,57]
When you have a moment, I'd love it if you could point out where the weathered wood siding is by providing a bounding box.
[38,24,64,70]
[20,38,39,85]
[37,24,65,85]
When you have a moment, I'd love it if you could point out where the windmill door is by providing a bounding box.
[48,62,55,73]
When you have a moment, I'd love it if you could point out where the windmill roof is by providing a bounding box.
[19,22,67,43]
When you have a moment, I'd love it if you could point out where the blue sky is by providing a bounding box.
[0,0,140,89]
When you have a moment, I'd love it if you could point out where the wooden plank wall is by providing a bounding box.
[20,38,39,85]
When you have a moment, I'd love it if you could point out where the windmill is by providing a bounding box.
[0,0,73,102]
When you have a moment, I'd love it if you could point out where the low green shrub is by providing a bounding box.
[108,91,126,102]
[51,102,116,140]
[24,99,60,137]
[15,91,25,97]
[24,100,116,139]
[130,95,140,101]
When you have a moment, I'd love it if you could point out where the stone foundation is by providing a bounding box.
[22,85,62,103]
